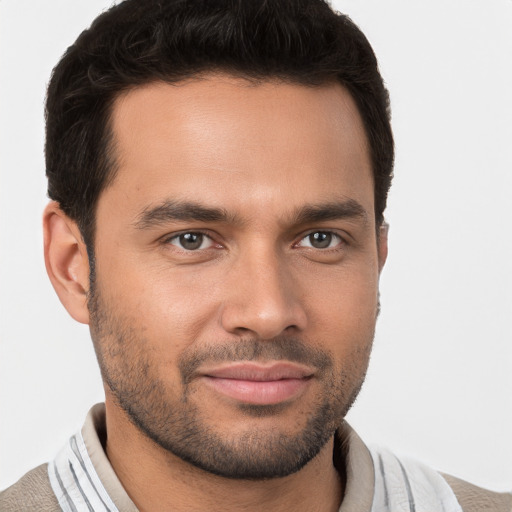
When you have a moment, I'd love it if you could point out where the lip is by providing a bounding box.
[200,362,314,405]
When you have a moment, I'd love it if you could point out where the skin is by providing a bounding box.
[44,75,388,512]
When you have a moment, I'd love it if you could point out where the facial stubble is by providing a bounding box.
[88,283,374,480]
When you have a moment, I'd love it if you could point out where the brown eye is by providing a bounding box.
[180,233,203,250]
[169,232,213,251]
[297,231,342,250]
[309,232,332,249]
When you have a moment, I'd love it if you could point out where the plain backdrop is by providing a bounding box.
[1,0,511,492]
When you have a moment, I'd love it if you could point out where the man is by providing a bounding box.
[1,0,510,511]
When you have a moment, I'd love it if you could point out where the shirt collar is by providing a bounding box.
[75,403,376,512]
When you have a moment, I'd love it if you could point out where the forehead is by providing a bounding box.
[103,75,373,223]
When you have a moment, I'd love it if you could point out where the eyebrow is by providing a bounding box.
[134,200,240,229]
[291,199,369,226]
[133,198,369,230]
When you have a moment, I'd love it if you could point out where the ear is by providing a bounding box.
[43,202,91,324]
[377,221,389,273]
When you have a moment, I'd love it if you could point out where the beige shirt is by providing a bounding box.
[1,403,511,511]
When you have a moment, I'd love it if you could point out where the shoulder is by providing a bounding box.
[0,464,61,512]
[368,443,511,512]
[443,473,512,512]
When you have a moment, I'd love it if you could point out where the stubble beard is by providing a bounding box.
[88,283,374,480]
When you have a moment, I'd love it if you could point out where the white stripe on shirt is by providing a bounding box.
[48,432,120,512]
[370,446,463,512]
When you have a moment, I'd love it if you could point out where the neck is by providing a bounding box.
[105,400,344,512]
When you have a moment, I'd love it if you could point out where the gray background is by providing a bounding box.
[1,0,511,491]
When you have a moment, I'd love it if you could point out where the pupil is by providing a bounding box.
[310,232,331,249]
[180,233,203,250]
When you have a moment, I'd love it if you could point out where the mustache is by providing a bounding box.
[179,337,333,384]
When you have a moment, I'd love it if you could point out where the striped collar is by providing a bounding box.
[370,447,462,512]
[48,404,137,512]
[47,403,461,512]
[48,430,119,512]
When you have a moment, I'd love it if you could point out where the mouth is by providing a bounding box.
[199,362,314,405]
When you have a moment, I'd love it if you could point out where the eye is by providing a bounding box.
[168,232,214,251]
[297,231,343,250]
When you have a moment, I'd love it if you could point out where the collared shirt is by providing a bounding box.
[47,404,462,512]
[48,405,138,512]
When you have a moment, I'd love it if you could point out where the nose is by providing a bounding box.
[220,246,308,339]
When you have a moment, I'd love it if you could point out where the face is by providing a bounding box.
[89,76,385,479]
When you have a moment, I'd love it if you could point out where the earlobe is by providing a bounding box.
[43,202,91,324]
[378,221,389,273]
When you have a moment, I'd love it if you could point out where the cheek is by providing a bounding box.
[104,264,221,355]
[302,260,379,332]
